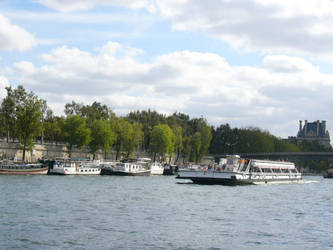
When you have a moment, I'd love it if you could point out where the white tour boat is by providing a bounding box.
[48,159,101,175]
[149,162,164,175]
[176,155,302,185]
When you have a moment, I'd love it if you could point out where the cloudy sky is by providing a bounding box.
[1,0,333,139]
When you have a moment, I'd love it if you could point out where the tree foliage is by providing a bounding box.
[127,109,167,151]
[14,86,44,161]
[89,119,116,159]
[210,125,303,154]
[62,115,91,157]
[150,124,175,162]
[113,118,143,159]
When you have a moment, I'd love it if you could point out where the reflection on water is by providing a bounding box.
[0,175,332,249]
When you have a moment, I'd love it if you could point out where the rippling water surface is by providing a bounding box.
[1,175,332,249]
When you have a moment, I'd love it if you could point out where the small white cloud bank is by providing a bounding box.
[0,14,36,51]
[0,75,9,98]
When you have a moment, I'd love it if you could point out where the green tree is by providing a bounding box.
[39,99,50,144]
[64,101,115,125]
[210,123,238,154]
[188,118,212,163]
[14,86,44,162]
[123,122,143,158]
[0,87,15,142]
[150,124,175,162]
[172,126,183,163]
[113,118,143,160]
[190,132,202,163]
[89,119,116,159]
[62,115,91,157]
[64,101,83,116]
[127,109,167,151]
[44,116,65,144]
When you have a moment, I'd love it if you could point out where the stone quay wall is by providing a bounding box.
[0,139,114,162]
[0,139,214,164]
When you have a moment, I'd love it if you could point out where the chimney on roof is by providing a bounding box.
[305,120,308,136]
[299,120,302,132]
[317,120,320,136]
[322,120,326,134]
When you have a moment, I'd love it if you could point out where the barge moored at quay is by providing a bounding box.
[101,161,150,176]
[177,155,302,185]
[48,158,101,175]
[323,169,333,178]
[0,162,48,175]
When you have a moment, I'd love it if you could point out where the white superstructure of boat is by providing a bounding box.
[177,155,302,185]
[48,159,101,175]
[149,162,164,175]
[105,162,150,176]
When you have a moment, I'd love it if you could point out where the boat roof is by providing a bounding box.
[251,159,295,169]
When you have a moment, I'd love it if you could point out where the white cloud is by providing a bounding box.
[33,1,333,57]
[0,14,36,51]
[150,0,333,57]
[4,42,333,137]
[0,75,9,98]
[35,0,154,12]
[263,55,319,73]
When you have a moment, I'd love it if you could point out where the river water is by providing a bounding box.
[0,175,332,249]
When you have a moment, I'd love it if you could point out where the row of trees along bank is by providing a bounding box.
[0,85,212,162]
[0,85,331,166]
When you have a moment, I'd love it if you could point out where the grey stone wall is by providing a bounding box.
[0,140,114,162]
[0,139,214,164]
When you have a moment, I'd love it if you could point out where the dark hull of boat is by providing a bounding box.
[101,168,150,176]
[163,165,179,175]
[176,176,302,185]
[323,173,333,178]
[176,176,252,185]
[163,169,176,175]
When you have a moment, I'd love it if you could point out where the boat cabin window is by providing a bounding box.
[250,166,261,172]
[261,168,272,173]
[240,160,249,172]
[227,158,239,165]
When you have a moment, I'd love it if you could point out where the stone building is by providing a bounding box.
[288,120,331,147]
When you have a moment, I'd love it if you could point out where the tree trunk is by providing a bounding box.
[153,152,156,162]
[6,124,9,143]
[68,145,72,158]
[175,149,180,163]
[22,142,26,162]
[41,128,44,145]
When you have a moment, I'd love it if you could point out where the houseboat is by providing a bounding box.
[323,169,333,178]
[150,162,164,175]
[163,164,179,175]
[0,162,48,175]
[100,162,118,175]
[176,155,302,185]
[101,162,150,176]
[48,159,101,175]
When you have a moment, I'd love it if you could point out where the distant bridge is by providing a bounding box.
[214,152,333,161]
